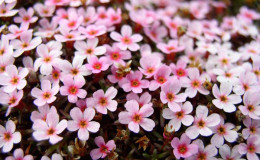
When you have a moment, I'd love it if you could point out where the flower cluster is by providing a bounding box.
[0,0,260,159]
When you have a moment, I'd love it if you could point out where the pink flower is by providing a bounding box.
[144,21,167,42]
[90,136,116,160]
[85,56,109,74]
[186,105,220,139]
[33,3,55,17]
[14,7,38,25]
[126,92,152,107]
[118,100,155,133]
[242,117,260,139]
[0,54,14,75]
[171,133,198,159]
[60,77,87,103]
[78,25,106,39]
[0,65,28,93]
[238,136,260,160]
[32,111,67,144]
[163,101,194,132]
[41,153,63,160]
[0,35,13,58]
[77,7,97,26]
[31,80,59,107]
[5,148,33,160]
[89,86,118,114]
[149,64,171,91]
[107,64,125,86]
[160,77,187,112]
[54,27,85,42]
[35,19,58,38]
[30,105,57,122]
[74,38,106,59]
[182,68,210,98]
[139,54,161,79]
[104,44,131,65]
[233,71,258,95]
[163,16,183,38]
[121,71,149,93]
[7,24,30,40]
[34,44,62,75]
[106,7,122,26]
[189,1,209,19]
[187,139,218,160]
[212,82,242,113]
[0,89,23,116]
[110,25,143,51]
[239,7,260,22]
[45,0,69,6]
[157,40,185,54]
[239,90,260,119]
[0,120,21,152]
[211,117,238,148]
[170,59,188,80]
[59,8,83,30]
[10,31,42,57]
[219,144,243,160]
[67,107,100,141]
[0,2,18,17]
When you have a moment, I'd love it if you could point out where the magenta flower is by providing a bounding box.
[126,92,152,107]
[110,25,143,51]
[5,148,33,160]
[74,38,106,59]
[118,100,155,133]
[14,7,38,25]
[186,105,220,139]
[0,89,23,116]
[163,101,194,132]
[0,120,21,153]
[121,71,149,93]
[238,136,260,160]
[0,64,28,93]
[171,133,198,159]
[32,112,67,144]
[239,90,260,119]
[90,136,116,160]
[157,40,185,54]
[78,24,106,39]
[211,117,238,148]
[160,77,187,112]
[89,86,118,114]
[60,77,87,103]
[31,80,59,107]
[212,82,242,113]
[219,144,243,160]
[139,54,161,79]
[149,64,171,91]
[67,107,100,141]
[85,56,109,74]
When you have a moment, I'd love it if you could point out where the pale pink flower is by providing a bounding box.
[34,18,58,38]
[186,105,220,139]
[30,105,57,122]
[54,27,85,42]
[95,6,109,25]
[144,21,167,42]
[238,136,260,160]
[242,117,260,139]
[211,117,238,148]
[213,66,242,83]
[59,8,83,30]
[160,77,187,112]
[233,72,258,96]
[77,7,97,26]
[121,71,149,93]
[129,9,156,27]
[163,16,183,38]
[33,3,55,17]
[0,120,21,152]
[186,139,218,160]
[171,133,198,159]
[106,8,122,26]
[32,112,67,144]
[149,64,171,91]
[0,35,13,58]
[107,65,125,86]
[189,1,209,19]
[126,92,152,107]
[89,87,118,114]
[239,91,260,119]
[182,68,210,98]
[85,56,109,74]
[22,56,34,72]
[74,38,106,59]
[78,25,106,39]
[31,80,59,107]
[140,44,164,60]
[60,77,87,103]
[5,148,33,160]
[105,44,131,65]
[239,7,260,22]
[239,41,260,61]
[0,2,18,17]
[186,21,203,39]
[90,136,116,160]
[196,40,218,55]
[0,54,14,75]
[60,57,91,82]
[41,153,63,160]
[14,7,38,25]
[34,44,62,75]
[10,31,42,57]
[118,100,155,133]
[0,89,23,116]
[170,60,188,80]
[110,25,143,51]
[67,107,100,140]
[139,54,161,79]
[219,144,244,160]
[0,65,28,93]
[45,0,69,6]
[7,24,30,40]
[157,40,185,54]
[163,101,194,132]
